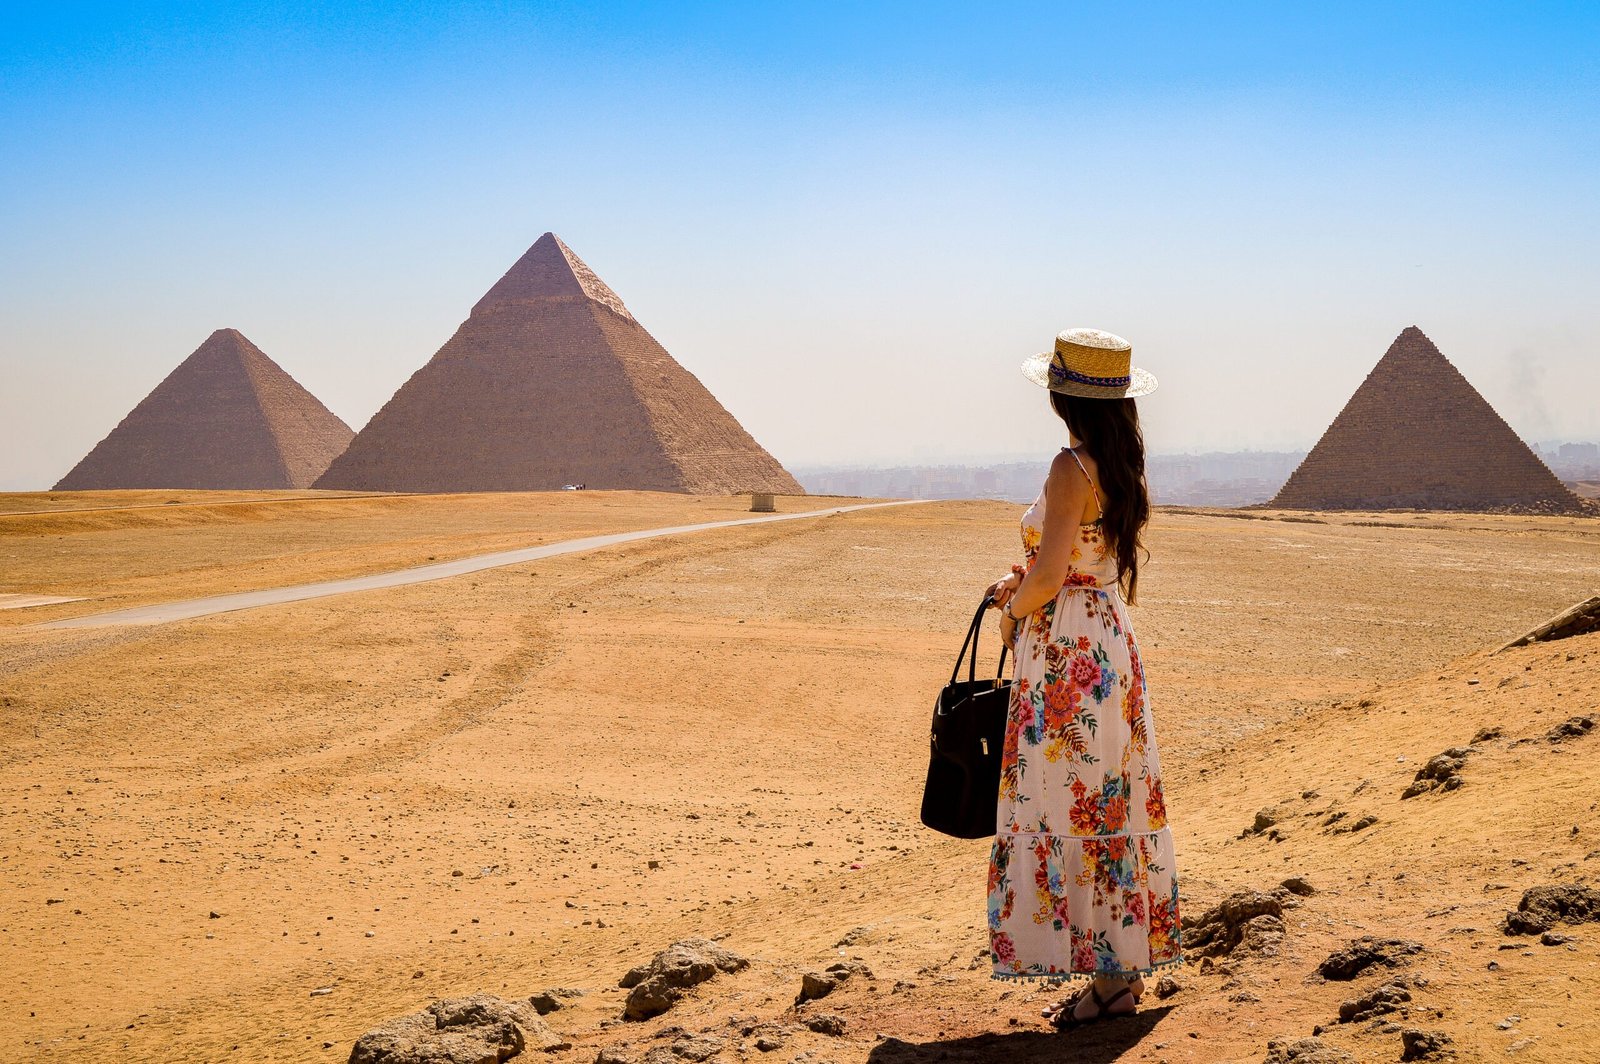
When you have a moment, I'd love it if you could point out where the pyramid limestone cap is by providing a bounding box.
[472,233,633,320]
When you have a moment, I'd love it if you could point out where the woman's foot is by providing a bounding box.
[1041,975,1143,1021]
[1050,979,1137,1030]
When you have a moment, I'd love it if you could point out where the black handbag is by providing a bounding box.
[919,595,1013,839]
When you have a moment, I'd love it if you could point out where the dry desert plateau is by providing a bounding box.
[2,490,1598,1063]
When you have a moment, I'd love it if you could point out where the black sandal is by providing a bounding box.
[1042,977,1143,1021]
[1050,984,1136,1031]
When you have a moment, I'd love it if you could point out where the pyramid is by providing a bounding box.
[54,329,354,491]
[1269,326,1583,513]
[314,233,802,495]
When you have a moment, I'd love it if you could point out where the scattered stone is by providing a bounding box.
[595,1048,634,1064]
[1539,930,1573,946]
[1337,981,1411,1022]
[1280,876,1317,897]
[754,1033,786,1053]
[1545,715,1595,743]
[1262,1036,1356,1064]
[1322,810,1380,833]
[1503,884,1600,935]
[349,993,569,1064]
[1401,748,1473,799]
[1154,974,1182,999]
[622,938,750,1021]
[1471,725,1503,743]
[1229,990,1261,1003]
[1319,937,1423,980]
[1184,891,1287,959]
[803,1014,846,1036]
[1408,1024,1459,1056]
[1495,1015,1520,1030]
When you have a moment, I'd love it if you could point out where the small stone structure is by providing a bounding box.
[750,492,776,512]
[1269,326,1584,513]
[315,233,803,495]
[55,328,353,490]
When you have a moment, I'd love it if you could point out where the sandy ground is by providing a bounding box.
[1,492,1598,1063]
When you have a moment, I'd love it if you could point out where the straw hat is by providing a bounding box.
[1020,328,1157,398]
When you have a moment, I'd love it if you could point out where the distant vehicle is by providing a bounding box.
[561,483,586,491]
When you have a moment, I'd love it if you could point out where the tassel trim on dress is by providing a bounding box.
[988,953,1187,984]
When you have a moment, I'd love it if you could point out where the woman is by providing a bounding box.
[983,328,1183,1030]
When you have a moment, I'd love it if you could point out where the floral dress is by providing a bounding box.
[988,451,1183,982]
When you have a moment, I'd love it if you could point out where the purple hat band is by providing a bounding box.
[1049,360,1132,389]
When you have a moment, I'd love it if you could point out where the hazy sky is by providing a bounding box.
[3,3,1597,490]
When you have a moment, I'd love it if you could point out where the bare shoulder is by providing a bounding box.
[1046,449,1093,499]
[1050,446,1098,481]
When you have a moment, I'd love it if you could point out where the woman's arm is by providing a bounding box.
[1005,450,1092,623]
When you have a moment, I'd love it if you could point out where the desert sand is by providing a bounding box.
[1,491,1598,1063]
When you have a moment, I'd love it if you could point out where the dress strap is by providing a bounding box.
[1064,447,1103,510]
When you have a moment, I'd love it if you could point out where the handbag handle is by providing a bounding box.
[948,595,1010,687]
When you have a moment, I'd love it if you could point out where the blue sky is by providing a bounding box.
[2,2,1598,488]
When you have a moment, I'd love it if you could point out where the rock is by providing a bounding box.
[1337,981,1411,1022]
[1401,748,1473,799]
[349,993,570,1064]
[595,1049,634,1064]
[803,1014,846,1036]
[1540,930,1573,946]
[1280,876,1317,897]
[1318,937,1423,980]
[748,1022,791,1053]
[529,988,584,1015]
[1502,883,1600,935]
[1261,1037,1356,1064]
[1471,725,1503,743]
[1399,1028,1454,1061]
[1241,807,1281,838]
[798,972,840,1003]
[622,938,750,1021]
[1545,715,1595,743]
[667,1033,723,1062]
[797,959,872,1004]
[1153,974,1181,999]
[619,965,650,989]
[1182,891,1285,958]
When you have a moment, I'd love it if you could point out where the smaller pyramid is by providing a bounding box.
[55,329,354,490]
[1269,326,1583,513]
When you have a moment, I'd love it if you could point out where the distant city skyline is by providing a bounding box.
[3,3,1598,491]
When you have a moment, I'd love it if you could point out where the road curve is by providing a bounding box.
[37,500,924,631]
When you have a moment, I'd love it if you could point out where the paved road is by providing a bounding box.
[37,500,922,630]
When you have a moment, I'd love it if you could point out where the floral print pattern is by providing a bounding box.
[988,489,1183,981]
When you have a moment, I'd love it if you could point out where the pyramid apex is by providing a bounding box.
[472,233,632,320]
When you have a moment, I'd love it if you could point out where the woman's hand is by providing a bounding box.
[986,571,1022,610]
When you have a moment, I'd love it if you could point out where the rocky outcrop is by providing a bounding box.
[1262,1037,1356,1064]
[348,994,569,1064]
[1401,747,1473,798]
[620,937,750,1020]
[1318,937,1423,980]
[1502,884,1600,936]
[1183,891,1285,958]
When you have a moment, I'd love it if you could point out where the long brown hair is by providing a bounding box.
[1049,391,1151,603]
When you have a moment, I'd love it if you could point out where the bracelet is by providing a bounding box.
[1004,600,1023,623]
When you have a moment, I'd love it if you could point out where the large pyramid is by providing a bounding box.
[55,329,354,490]
[314,233,802,495]
[1269,326,1583,513]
